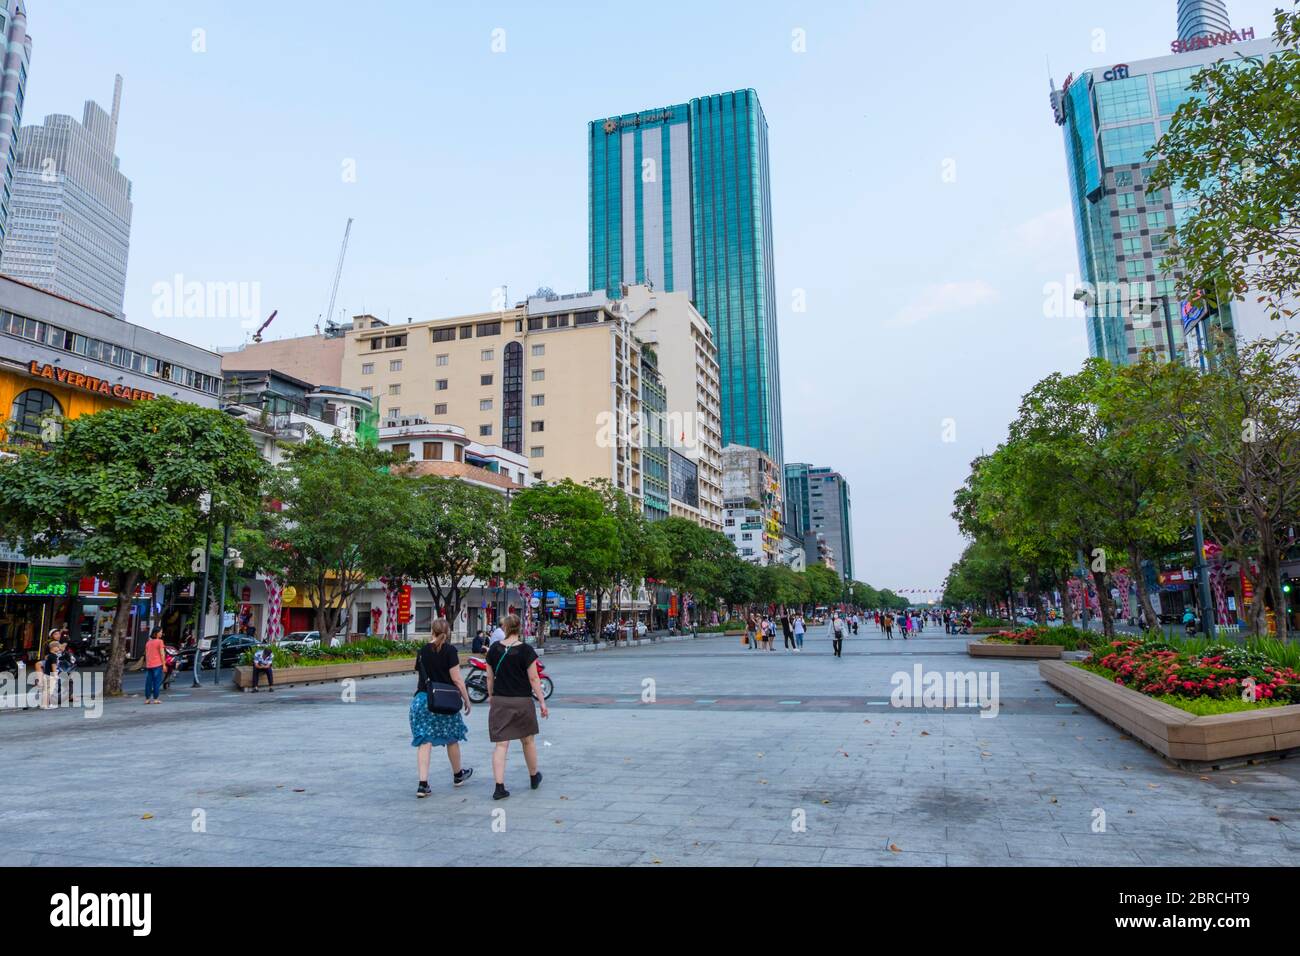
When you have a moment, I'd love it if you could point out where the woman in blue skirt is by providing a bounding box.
[410,619,473,796]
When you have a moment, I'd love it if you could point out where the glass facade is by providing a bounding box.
[1057,49,1246,366]
[589,90,784,470]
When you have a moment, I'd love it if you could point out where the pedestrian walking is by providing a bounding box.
[831,614,845,658]
[746,612,759,649]
[143,627,166,704]
[764,616,777,651]
[412,619,473,797]
[793,614,805,651]
[884,613,894,640]
[37,632,61,708]
[485,614,548,800]
[781,610,795,651]
[251,646,275,692]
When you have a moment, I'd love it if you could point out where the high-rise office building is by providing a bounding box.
[0,1,31,248]
[1051,2,1276,363]
[784,462,853,582]
[1177,0,1232,42]
[588,90,784,471]
[2,76,133,317]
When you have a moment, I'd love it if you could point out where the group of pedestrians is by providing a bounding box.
[35,628,78,707]
[410,613,548,801]
[745,610,807,652]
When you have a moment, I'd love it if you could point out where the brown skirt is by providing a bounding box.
[489,694,539,742]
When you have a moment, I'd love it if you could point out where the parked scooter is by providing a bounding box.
[463,655,553,704]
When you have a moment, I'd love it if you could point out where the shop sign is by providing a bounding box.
[27,361,156,402]
[1170,27,1255,54]
[576,592,586,619]
[0,566,70,596]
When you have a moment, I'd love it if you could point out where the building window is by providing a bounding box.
[385,334,407,349]
[531,421,544,432]
[9,388,61,439]
[392,443,411,460]
[432,327,456,343]
[480,399,493,411]
[481,349,494,362]
[389,359,403,372]
[361,386,373,397]
[532,471,543,480]
[361,363,374,375]
[459,325,473,340]
[527,317,543,331]
[454,444,464,463]
[476,321,501,337]
[530,446,545,458]
[502,341,523,454]
[531,369,545,382]
[370,339,382,351]
[414,604,433,634]
[481,374,493,386]
[387,408,401,419]
[480,424,493,437]
[436,379,448,391]
[389,384,401,395]
[546,314,569,329]
[434,403,448,415]
[531,394,545,407]
[423,441,443,461]
[436,354,449,366]
[531,344,545,357]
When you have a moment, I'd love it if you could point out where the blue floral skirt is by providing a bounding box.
[409,692,468,747]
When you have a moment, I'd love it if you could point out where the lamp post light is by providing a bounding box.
[191,493,214,688]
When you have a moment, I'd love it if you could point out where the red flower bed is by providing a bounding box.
[1095,640,1300,703]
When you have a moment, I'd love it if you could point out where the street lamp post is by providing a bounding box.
[1133,296,1216,639]
[191,494,214,688]
[213,522,231,686]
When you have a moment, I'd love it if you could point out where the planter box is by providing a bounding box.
[233,657,416,690]
[968,640,1063,659]
[1039,660,1300,769]
[970,625,1013,635]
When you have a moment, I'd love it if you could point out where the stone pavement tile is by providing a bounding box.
[522,846,643,867]
[945,852,1079,867]
[820,846,948,866]
[698,840,827,863]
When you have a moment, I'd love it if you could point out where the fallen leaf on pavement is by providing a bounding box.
[888,843,901,853]
[141,813,153,820]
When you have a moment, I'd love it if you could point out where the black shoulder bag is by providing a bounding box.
[417,648,463,715]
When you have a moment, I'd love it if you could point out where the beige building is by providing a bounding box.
[619,285,724,530]
[220,332,345,386]
[339,298,649,506]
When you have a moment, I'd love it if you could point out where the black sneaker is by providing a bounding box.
[493,783,510,800]
[416,781,431,799]
[454,767,474,787]
[530,771,543,791]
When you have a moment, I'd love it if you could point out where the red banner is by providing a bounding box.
[576,592,586,619]
[398,584,412,625]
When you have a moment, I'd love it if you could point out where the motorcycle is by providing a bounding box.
[162,646,180,690]
[463,655,553,704]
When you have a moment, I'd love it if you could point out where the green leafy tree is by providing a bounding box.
[1150,5,1300,325]
[0,398,266,695]
[261,436,407,638]
[511,480,617,642]
[391,474,520,623]
[650,517,734,627]
[802,564,842,609]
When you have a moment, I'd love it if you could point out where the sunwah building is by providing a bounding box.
[588,90,784,474]
[1050,0,1279,364]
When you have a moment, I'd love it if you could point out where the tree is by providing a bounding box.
[1150,6,1300,325]
[0,398,266,695]
[802,564,842,609]
[586,479,664,629]
[511,480,617,642]
[262,437,406,638]
[650,517,734,627]
[393,474,519,624]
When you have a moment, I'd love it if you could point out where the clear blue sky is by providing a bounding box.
[21,0,1285,596]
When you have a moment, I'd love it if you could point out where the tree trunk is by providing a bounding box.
[1091,569,1116,637]
[1128,545,1159,631]
[1059,568,1075,627]
[104,570,141,697]
[1027,565,1044,625]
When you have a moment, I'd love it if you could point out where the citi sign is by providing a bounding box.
[1103,64,1130,81]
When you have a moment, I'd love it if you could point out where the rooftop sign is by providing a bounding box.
[1171,27,1255,54]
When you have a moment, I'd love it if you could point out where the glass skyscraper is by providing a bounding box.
[1052,1,1271,364]
[2,76,133,317]
[0,1,32,249]
[588,89,784,470]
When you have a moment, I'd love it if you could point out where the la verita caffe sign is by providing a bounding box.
[27,361,157,402]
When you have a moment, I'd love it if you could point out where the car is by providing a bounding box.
[200,635,263,670]
[277,631,321,652]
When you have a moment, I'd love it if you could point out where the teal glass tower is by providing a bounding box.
[589,89,784,470]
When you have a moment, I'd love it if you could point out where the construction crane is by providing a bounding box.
[251,310,278,343]
[323,217,354,331]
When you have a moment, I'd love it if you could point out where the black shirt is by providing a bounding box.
[485,641,538,698]
[414,642,459,695]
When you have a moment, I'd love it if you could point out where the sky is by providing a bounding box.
[18,0,1286,597]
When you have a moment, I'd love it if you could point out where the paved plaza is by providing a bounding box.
[4,623,1299,867]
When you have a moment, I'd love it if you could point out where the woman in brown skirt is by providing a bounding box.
[484,613,549,800]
